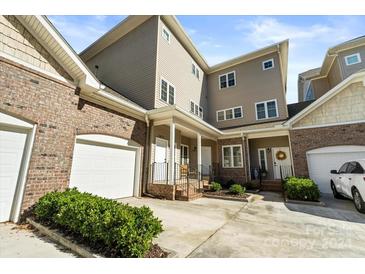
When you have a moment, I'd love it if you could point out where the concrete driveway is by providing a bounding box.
[121,193,365,258]
[0,223,76,258]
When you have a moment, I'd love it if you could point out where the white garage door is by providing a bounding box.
[69,138,137,199]
[307,146,365,194]
[0,129,28,222]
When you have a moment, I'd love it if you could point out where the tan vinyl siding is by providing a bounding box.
[85,16,158,110]
[155,17,208,120]
[207,52,287,128]
[327,58,343,89]
[298,77,305,102]
[338,46,365,79]
[0,16,71,80]
[311,77,330,99]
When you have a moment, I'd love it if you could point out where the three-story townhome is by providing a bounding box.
[80,15,291,199]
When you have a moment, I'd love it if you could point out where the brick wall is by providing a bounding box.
[217,137,248,184]
[147,183,175,200]
[290,123,365,177]
[0,57,146,211]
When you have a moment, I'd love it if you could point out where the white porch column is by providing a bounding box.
[197,132,202,179]
[168,121,176,184]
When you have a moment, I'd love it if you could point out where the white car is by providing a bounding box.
[330,159,365,213]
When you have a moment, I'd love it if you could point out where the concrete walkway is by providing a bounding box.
[0,223,76,258]
[122,193,365,258]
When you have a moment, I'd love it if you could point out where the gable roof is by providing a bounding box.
[287,100,315,119]
[79,15,288,81]
[14,15,147,120]
[299,36,365,81]
[286,69,365,127]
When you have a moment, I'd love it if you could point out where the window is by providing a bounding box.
[160,78,175,105]
[255,99,278,120]
[262,59,274,70]
[338,163,349,174]
[258,148,267,171]
[305,84,315,101]
[217,110,225,121]
[219,71,236,89]
[216,106,243,122]
[162,26,171,43]
[347,162,365,174]
[190,100,203,118]
[181,145,189,165]
[233,107,243,119]
[192,62,200,79]
[222,145,243,168]
[345,53,361,66]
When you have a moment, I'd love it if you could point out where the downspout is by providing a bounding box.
[241,132,248,183]
[142,114,150,196]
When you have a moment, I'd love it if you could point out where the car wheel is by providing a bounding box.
[331,182,342,199]
[352,188,365,213]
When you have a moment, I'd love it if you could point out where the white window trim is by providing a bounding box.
[222,145,243,168]
[160,77,175,105]
[218,71,236,90]
[180,144,189,164]
[216,106,243,122]
[255,99,279,120]
[190,100,203,118]
[345,53,361,66]
[262,58,275,70]
[162,25,171,44]
[258,148,267,171]
[191,61,200,80]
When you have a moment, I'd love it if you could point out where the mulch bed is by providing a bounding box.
[144,244,169,258]
[204,189,250,201]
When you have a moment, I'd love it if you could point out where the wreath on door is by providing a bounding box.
[276,150,287,161]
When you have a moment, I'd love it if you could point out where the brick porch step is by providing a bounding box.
[259,180,283,192]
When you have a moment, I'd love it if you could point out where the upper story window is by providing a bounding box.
[160,78,175,105]
[262,59,274,70]
[219,71,236,89]
[255,99,278,120]
[222,145,243,168]
[345,53,361,66]
[305,84,315,101]
[190,100,203,119]
[216,106,243,122]
[162,26,171,43]
[191,62,200,80]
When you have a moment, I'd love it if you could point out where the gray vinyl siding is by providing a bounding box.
[338,45,365,79]
[155,17,208,121]
[85,16,159,110]
[207,52,287,128]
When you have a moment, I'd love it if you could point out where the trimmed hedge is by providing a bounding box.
[229,184,245,195]
[34,188,163,258]
[211,182,222,192]
[284,177,320,201]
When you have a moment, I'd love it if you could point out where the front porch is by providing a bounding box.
[147,118,219,201]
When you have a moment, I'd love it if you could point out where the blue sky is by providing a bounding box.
[48,15,365,103]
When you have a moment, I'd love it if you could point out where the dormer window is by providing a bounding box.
[345,53,361,66]
[262,59,274,70]
[219,71,236,89]
[162,26,171,43]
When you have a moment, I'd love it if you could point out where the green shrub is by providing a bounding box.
[229,184,245,195]
[284,177,320,201]
[34,188,163,257]
[210,182,222,192]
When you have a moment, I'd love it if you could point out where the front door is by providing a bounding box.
[154,138,168,181]
[272,147,292,179]
[201,146,212,176]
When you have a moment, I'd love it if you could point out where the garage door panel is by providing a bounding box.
[307,146,365,194]
[69,141,136,199]
[0,130,27,222]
